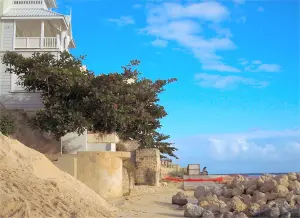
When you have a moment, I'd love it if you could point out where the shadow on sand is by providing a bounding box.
[156,212,183,217]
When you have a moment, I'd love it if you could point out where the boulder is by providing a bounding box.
[241,194,252,205]
[274,198,288,206]
[280,212,291,218]
[223,212,233,218]
[219,196,231,203]
[194,185,211,199]
[232,175,245,186]
[172,191,188,206]
[253,204,280,218]
[232,212,248,218]
[288,208,300,217]
[232,185,244,196]
[293,187,300,195]
[273,185,289,198]
[212,186,224,197]
[259,179,277,193]
[199,194,226,213]
[288,172,297,181]
[247,203,261,216]
[242,178,256,190]
[224,188,233,198]
[288,180,300,191]
[183,203,205,217]
[202,209,215,218]
[285,193,296,207]
[266,192,278,201]
[252,191,267,203]
[295,195,300,206]
[257,175,272,188]
[274,175,289,188]
[228,196,247,212]
[246,184,257,195]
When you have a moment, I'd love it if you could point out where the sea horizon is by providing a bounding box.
[209,172,299,177]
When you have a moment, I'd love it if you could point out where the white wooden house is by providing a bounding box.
[0,0,118,153]
[0,0,75,110]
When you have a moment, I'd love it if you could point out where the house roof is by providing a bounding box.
[2,8,64,17]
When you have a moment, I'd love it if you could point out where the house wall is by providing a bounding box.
[61,130,87,154]
[87,143,116,152]
[0,51,60,110]
[2,20,14,50]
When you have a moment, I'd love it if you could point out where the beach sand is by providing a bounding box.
[117,182,196,218]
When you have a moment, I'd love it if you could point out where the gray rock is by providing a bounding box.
[293,187,300,195]
[280,212,291,218]
[232,212,248,218]
[279,206,289,214]
[172,191,188,206]
[202,209,215,218]
[223,212,233,218]
[287,208,300,217]
[194,185,211,199]
[253,204,280,217]
[215,214,224,218]
[183,203,205,217]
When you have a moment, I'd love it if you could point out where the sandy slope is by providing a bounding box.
[0,134,117,218]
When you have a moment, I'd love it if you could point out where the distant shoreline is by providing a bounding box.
[209,172,299,177]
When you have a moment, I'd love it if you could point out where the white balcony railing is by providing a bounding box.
[15,37,60,49]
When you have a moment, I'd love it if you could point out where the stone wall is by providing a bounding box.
[160,163,181,179]
[135,148,161,186]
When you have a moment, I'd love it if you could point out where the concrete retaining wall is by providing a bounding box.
[45,151,130,200]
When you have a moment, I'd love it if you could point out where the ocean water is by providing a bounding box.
[210,172,296,177]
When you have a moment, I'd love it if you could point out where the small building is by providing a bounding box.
[187,164,200,175]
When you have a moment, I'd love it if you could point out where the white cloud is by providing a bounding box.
[236,16,247,24]
[255,64,281,72]
[252,60,262,64]
[195,73,268,89]
[257,6,264,12]
[245,62,281,72]
[240,59,281,72]
[233,0,246,4]
[143,2,241,73]
[133,4,142,9]
[108,16,135,26]
[174,129,300,173]
[151,39,168,47]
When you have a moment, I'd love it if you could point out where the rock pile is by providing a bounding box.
[184,173,300,217]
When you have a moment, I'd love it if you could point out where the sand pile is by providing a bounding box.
[0,134,117,218]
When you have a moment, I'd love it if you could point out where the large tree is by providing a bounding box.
[2,51,178,158]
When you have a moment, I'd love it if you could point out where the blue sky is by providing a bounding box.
[57,0,300,174]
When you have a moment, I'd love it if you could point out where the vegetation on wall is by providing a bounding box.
[2,51,178,158]
[0,112,16,136]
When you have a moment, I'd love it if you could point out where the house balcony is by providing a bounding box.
[15,36,60,49]
[13,19,71,51]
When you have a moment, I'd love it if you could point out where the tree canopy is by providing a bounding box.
[2,51,178,158]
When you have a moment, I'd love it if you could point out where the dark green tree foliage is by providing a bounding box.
[0,113,16,136]
[2,51,178,158]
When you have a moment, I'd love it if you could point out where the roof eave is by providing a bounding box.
[1,16,64,20]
